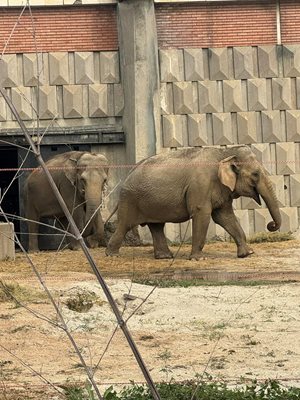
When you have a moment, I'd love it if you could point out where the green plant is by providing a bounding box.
[248,231,294,243]
[63,379,300,400]
[0,281,47,306]
[63,380,96,400]
[132,278,292,288]
[65,291,98,313]
[157,349,173,381]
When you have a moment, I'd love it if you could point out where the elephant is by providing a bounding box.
[106,145,281,260]
[24,151,109,252]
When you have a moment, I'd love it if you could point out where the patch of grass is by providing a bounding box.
[248,231,294,243]
[62,381,96,400]
[192,321,228,340]
[132,278,291,288]
[0,282,47,306]
[65,291,99,313]
[63,380,300,400]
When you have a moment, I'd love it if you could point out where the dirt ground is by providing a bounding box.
[0,240,300,398]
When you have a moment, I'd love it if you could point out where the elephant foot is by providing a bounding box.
[68,242,81,251]
[237,246,254,258]
[154,251,173,259]
[105,247,120,257]
[28,248,40,253]
[86,236,100,249]
[189,251,206,261]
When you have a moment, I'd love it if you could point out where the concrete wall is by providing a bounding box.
[159,45,300,240]
[0,51,122,130]
[1,0,300,243]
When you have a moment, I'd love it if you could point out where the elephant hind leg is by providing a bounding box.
[148,223,173,259]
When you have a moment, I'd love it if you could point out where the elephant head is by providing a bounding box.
[218,146,281,232]
[64,152,108,227]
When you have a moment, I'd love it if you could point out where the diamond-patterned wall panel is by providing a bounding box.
[74,52,94,84]
[0,54,18,87]
[49,52,70,85]
[290,174,300,206]
[198,80,222,113]
[272,78,293,110]
[23,53,49,86]
[261,111,284,143]
[279,207,298,232]
[11,87,32,120]
[233,47,255,79]
[162,115,187,147]
[209,48,230,80]
[113,84,124,116]
[173,82,196,114]
[63,85,83,118]
[160,49,184,82]
[223,80,246,112]
[212,113,233,145]
[283,45,300,77]
[88,84,109,117]
[241,196,260,210]
[187,114,209,146]
[257,45,279,78]
[184,49,205,81]
[268,175,286,208]
[237,112,258,144]
[164,223,183,244]
[235,209,252,237]
[276,142,296,175]
[0,93,6,121]
[37,86,57,120]
[100,51,120,83]
[207,219,226,241]
[247,78,267,111]
[254,208,274,233]
[160,83,173,114]
[286,110,300,141]
[251,143,273,175]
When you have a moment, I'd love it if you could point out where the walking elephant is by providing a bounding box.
[106,145,281,260]
[24,151,109,252]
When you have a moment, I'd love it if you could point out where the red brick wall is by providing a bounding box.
[0,5,118,54]
[281,1,300,44]
[155,1,277,49]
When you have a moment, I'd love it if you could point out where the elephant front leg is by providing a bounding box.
[148,223,173,259]
[190,208,212,260]
[212,206,253,258]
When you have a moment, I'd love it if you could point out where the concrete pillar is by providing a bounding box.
[0,222,15,261]
[117,0,161,164]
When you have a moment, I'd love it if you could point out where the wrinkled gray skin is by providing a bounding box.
[106,146,281,260]
[25,151,108,252]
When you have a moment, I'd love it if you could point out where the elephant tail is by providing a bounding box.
[105,204,118,225]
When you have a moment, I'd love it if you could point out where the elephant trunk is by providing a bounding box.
[85,199,101,225]
[85,196,104,237]
[257,174,281,232]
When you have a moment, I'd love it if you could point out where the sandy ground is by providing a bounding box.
[0,240,300,398]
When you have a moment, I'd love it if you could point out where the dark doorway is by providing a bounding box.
[0,146,20,234]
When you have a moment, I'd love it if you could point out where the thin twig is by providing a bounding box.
[0,343,64,397]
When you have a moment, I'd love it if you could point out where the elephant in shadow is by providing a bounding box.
[24,151,108,252]
[106,145,281,260]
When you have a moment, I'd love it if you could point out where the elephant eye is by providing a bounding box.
[252,171,260,179]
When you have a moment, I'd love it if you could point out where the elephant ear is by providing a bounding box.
[218,156,238,192]
[64,157,78,186]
